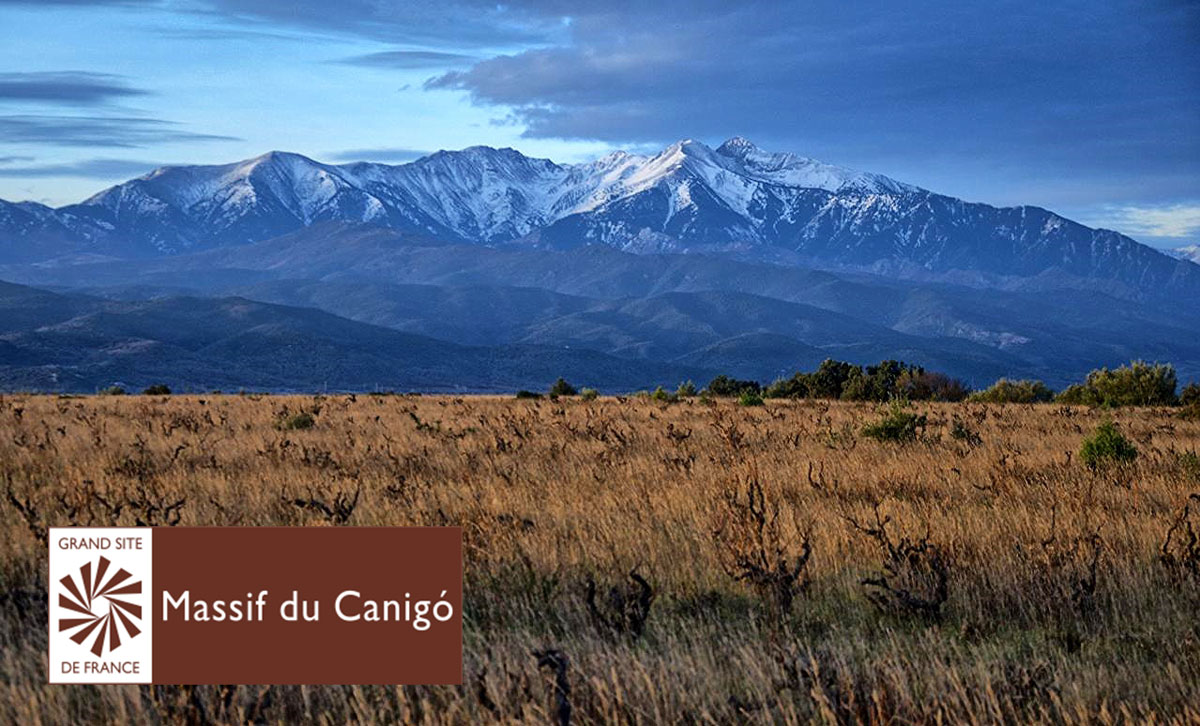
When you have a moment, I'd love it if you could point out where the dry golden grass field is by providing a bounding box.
[2,393,1199,725]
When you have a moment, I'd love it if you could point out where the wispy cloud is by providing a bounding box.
[0,72,149,106]
[0,157,163,178]
[327,147,431,163]
[1090,203,1200,239]
[190,0,560,48]
[333,50,475,69]
[0,0,156,5]
[146,24,334,43]
[0,115,239,147]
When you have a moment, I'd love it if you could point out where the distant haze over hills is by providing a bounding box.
[0,139,1197,392]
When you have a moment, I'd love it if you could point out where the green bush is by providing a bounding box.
[1091,361,1176,406]
[738,390,764,407]
[764,373,808,399]
[1055,383,1100,406]
[142,384,171,395]
[515,390,543,400]
[899,371,970,402]
[651,386,677,403]
[808,359,860,399]
[275,411,315,431]
[1178,381,1199,420]
[841,360,916,402]
[705,375,761,397]
[549,377,577,397]
[1180,383,1200,408]
[861,402,927,443]
[838,370,879,402]
[1079,421,1137,469]
[579,387,599,401]
[764,359,967,402]
[1059,361,1177,407]
[970,378,1055,403]
[675,380,698,398]
[98,386,126,396]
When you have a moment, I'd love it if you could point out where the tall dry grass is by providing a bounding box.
[1,393,1198,724]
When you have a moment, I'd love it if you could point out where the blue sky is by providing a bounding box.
[0,0,1196,249]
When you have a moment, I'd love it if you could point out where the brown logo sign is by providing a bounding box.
[49,527,462,685]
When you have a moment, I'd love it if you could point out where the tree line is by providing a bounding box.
[542,359,1199,409]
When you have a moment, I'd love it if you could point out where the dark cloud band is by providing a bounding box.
[0,72,148,106]
[425,0,1200,206]
[0,115,240,148]
[328,148,432,163]
[0,158,164,178]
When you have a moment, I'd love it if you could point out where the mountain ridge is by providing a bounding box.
[0,279,715,392]
[4,222,1197,387]
[2,139,1192,303]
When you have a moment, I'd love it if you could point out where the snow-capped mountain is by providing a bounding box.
[1,138,1195,299]
[0,136,928,258]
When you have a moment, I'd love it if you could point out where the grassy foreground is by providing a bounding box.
[1,393,1198,724]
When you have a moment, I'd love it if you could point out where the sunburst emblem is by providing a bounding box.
[58,556,143,657]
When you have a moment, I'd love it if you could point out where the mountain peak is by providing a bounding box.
[411,145,561,177]
[243,150,321,170]
[716,136,760,155]
[658,138,708,158]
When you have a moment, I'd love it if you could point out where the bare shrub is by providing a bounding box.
[532,649,571,726]
[4,478,49,545]
[1160,493,1200,589]
[583,568,655,640]
[713,473,812,618]
[1029,506,1106,650]
[285,482,361,525]
[845,502,949,622]
[120,481,187,526]
[949,416,983,447]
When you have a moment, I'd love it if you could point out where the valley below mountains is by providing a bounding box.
[1,139,1197,392]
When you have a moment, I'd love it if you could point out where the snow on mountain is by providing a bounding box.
[1168,244,1200,264]
[75,151,428,253]
[1,137,919,258]
[1,137,1196,300]
[715,136,914,195]
[354,146,568,242]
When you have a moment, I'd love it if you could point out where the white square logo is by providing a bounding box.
[48,528,153,684]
